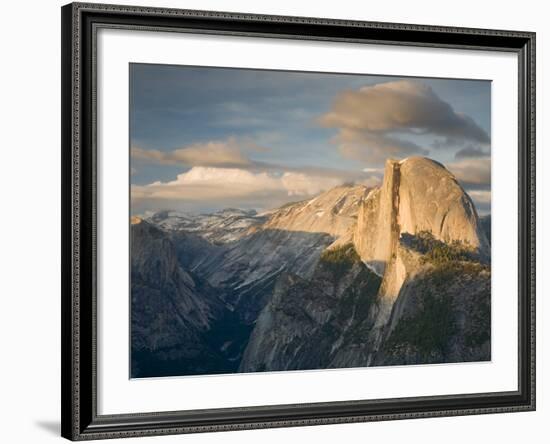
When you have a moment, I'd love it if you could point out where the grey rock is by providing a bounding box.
[145,208,265,244]
[239,244,382,372]
[133,157,492,375]
[240,157,491,371]
[130,220,228,377]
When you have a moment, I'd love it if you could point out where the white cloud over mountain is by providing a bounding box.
[131,166,344,211]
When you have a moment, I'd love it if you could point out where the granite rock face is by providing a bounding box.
[261,185,366,238]
[130,220,224,377]
[240,157,491,371]
[131,157,491,376]
[239,244,382,372]
[192,185,369,323]
[354,157,489,275]
[131,219,218,333]
[374,258,491,365]
[240,236,491,371]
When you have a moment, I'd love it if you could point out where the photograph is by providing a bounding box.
[129,64,492,379]
[55,1,537,440]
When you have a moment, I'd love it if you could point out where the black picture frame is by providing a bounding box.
[61,2,536,440]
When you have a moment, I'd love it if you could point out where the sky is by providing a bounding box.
[130,63,491,215]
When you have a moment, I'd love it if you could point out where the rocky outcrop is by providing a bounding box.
[353,157,490,348]
[353,160,401,276]
[195,228,332,323]
[133,157,491,376]
[240,235,491,371]
[131,220,218,332]
[374,252,491,365]
[131,220,248,377]
[239,158,491,371]
[354,157,489,274]
[239,244,382,372]
[193,185,369,323]
[349,157,490,354]
[132,185,372,376]
[398,157,488,251]
[260,185,367,238]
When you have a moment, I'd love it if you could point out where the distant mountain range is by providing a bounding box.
[131,156,491,378]
[143,208,266,244]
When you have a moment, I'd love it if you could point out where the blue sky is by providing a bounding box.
[130,63,491,214]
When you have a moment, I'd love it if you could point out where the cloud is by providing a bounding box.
[467,189,491,215]
[454,145,490,159]
[131,167,346,212]
[319,80,489,164]
[132,147,170,164]
[133,167,279,200]
[467,190,491,204]
[446,157,491,189]
[131,137,265,168]
[320,80,489,140]
[362,167,384,174]
[335,129,428,164]
[280,172,343,197]
[132,136,370,185]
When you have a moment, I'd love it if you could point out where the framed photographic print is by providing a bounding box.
[61,2,536,440]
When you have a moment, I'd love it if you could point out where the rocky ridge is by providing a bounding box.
[131,157,491,376]
[239,157,490,370]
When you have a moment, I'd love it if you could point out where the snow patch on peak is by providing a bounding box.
[144,208,266,244]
